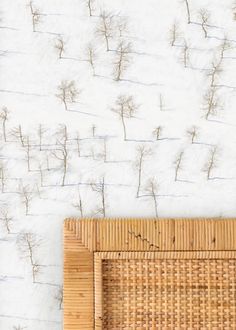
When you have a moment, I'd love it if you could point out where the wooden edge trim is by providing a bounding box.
[64,221,94,330]
[95,251,236,259]
[94,254,103,330]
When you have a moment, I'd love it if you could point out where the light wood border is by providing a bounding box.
[64,218,236,330]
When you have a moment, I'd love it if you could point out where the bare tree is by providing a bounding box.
[91,177,106,217]
[56,80,80,111]
[37,124,47,151]
[0,162,6,193]
[169,22,181,47]
[38,163,44,187]
[187,126,198,144]
[85,0,95,16]
[113,40,132,81]
[91,124,96,137]
[219,37,231,62]
[144,178,159,217]
[25,136,31,171]
[56,124,68,143]
[184,0,191,24]
[102,137,108,162]
[10,125,25,146]
[0,106,9,142]
[199,9,210,38]
[20,184,34,215]
[72,188,83,217]
[233,2,236,20]
[13,326,26,330]
[29,1,41,32]
[111,94,138,140]
[0,206,12,234]
[174,151,184,181]
[54,36,66,59]
[207,61,222,87]
[76,132,81,157]
[46,153,51,171]
[135,145,152,198]
[203,147,217,180]
[203,87,221,120]
[116,16,128,37]
[55,286,63,310]
[97,11,114,51]
[181,39,190,68]
[152,126,162,140]
[17,232,41,282]
[86,44,97,76]
[159,93,164,111]
[52,134,68,186]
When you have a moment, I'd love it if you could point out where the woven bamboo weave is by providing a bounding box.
[64,218,236,330]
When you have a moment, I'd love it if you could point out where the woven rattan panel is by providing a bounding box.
[101,258,236,329]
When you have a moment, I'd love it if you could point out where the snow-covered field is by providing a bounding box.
[1,0,236,329]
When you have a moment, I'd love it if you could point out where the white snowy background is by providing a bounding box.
[1,0,236,329]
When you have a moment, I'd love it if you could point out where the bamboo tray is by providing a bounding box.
[64,218,236,329]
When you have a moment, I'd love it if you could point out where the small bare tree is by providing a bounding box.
[97,11,114,51]
[207,61,222,87]
[54,36,66,59]
[218,37,231,62]
[203,87,221,120]
[55,286,63,310]
[0,106,9,142]
[91,124,96,137]
[10,125,25,146]
[38,163,44,187]
[152,126,162,140]
[184,0,191,24]
[174,151,184,181]
[52,136,68,187]
[56,80,80,111]
[17,232,41,282]
[0,162,6,193]
[159,94,164,111]
[72,188,83,217]
[91,177,106,217]
[116,16,128,37]
[102,137,108,162]
[187,126,198,144]
[181,40,190,68]
[199,8,210,38]
[25,136,31,171]
[85,0,95,16]
[144,178,159,217]
[0,206,12,234]
[169,22,181,46]
[86,44,97,76]
[13,326,26,330]
[135,145,152,198]
[29,1,41,32]
[233,2,236,20]
[111,95,138,140]
[203,147,217,180]
[37,124,47,151]
[20,184,34,215]
[113,40,132,81]
[76,132,81,157]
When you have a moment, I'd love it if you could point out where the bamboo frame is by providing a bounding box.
[64,218,236,329]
